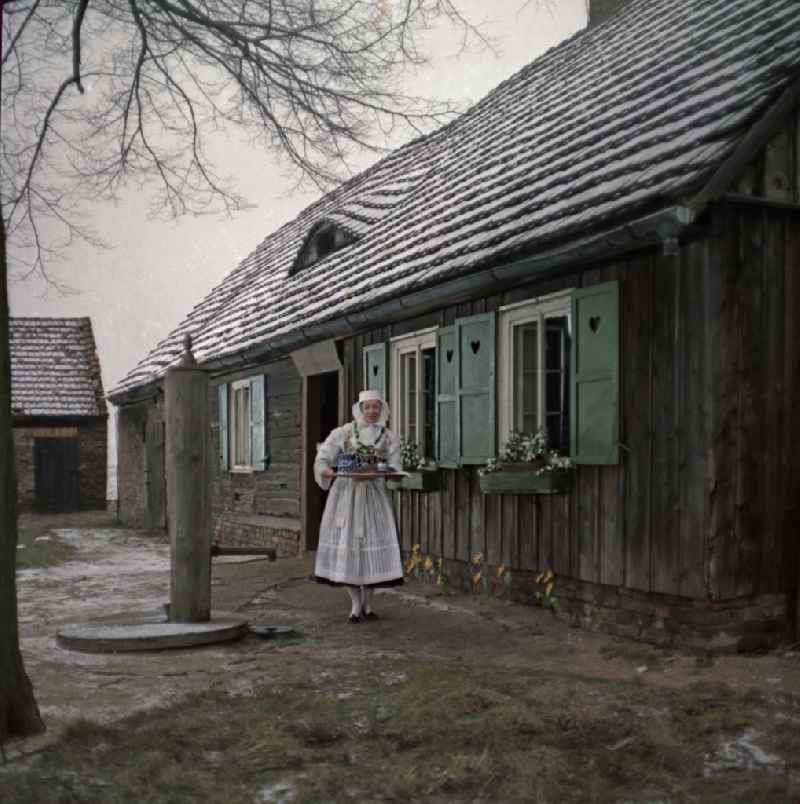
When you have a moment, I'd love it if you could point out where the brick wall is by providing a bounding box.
[13,420,107,511]
[213,514,302,558]
[78,418,107,509]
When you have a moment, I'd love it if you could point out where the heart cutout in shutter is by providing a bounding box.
[470,340,481,355]
[589,316,601,333]
[372,365,379,377]
[446,349,454,363]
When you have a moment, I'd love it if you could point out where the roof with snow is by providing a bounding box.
[11,318,107,418]
[110,0,800,401]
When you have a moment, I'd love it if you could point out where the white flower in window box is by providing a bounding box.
[388,440,442,492]
[479,429,573,494]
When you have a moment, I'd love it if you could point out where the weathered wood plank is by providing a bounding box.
[456,470,471,562]
[577,466,599,583]
[551,491,571,577]
[784,209,800,616]
[731,206,764,597]
[469,469,485,562]
[539,496,554,573]
[707,205,740,599]
[484,491,501,566]
[442,470,456,560]
[501,495,518,568]
[518,496,536,570]
[621,255,653,592]
[763,123,794,202]
[761,211,787,592]
[677,239,709,598]
[650,252,680,595]
[599,466,622,586]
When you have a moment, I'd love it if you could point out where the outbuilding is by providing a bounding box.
[11,317,108,512]
[110,0,800,649]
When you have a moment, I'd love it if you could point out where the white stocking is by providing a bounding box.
[347,587,362,617]
[361,586,373,615]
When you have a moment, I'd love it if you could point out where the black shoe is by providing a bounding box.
[348,614,361,624]
[362,611,379,621]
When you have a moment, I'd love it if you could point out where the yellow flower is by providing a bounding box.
[405,556,420,573]
[543,569,554,584]
[471,552,483,565]
[545,581,554,597]
[497,564,506,577]
[436,558,443,570]
[424,557,434,571]
[472,571,482,585]
[436,574,444,586]
[412,544,421,554]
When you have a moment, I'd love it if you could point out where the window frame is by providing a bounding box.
[390,327,437,465]
[229,378,253,472]
[497,289,573,452]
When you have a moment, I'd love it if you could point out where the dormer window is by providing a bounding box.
[292,221,356,273]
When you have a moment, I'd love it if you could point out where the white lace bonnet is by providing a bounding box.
[351,389,390,428]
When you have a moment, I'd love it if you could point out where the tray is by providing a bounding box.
[334,470,408,481]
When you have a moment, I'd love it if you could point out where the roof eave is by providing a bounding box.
[108,204,696,406]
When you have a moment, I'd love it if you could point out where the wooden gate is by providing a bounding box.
[34,437,80,512]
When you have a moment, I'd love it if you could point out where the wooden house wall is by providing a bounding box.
[211,357,302,520]
[340,201,800,601]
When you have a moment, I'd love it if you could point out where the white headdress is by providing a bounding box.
[351,388,390,431]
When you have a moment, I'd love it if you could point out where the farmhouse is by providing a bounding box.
[110,0,800,649]
[11,317,108,512]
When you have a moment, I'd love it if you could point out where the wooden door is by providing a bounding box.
[302,371,339,551]
[34,437,80,512]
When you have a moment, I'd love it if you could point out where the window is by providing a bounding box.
[292,221,356,273]
[390,329,437,462]
[217,375,268,472]
[498,290,572,453]
[230,380,252,469]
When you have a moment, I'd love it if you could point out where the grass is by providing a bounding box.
[15,510,124,569]
[2,653,798,804]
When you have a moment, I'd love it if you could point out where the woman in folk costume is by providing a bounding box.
[314,389,404,623]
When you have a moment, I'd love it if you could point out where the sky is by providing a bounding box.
[8,0,587,492]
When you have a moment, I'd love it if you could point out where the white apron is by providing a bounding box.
[313,422,404,587]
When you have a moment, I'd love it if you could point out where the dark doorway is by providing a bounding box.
[304,370,340,551]
[34,437,80,512]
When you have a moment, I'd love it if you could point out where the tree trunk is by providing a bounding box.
[0,215,45,744]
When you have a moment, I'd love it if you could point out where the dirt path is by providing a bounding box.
[8,526,800,801]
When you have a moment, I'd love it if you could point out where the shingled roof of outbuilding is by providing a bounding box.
[110,0,800,401]
[10,318,107,418]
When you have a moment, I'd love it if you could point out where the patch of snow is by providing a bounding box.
[34,535,53,542]
[257,782,296,802]
[381,671,407,686]
[703,729,785,777]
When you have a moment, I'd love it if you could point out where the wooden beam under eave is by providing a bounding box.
[689,73,800,214]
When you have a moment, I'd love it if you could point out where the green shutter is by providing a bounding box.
[363,342,389,399]
[436,326,458,468]
[456,312,496,465]
[250,374,268,471]
[217,383,229,471]
[570,281,619,464]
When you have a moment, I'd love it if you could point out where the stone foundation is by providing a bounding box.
[552,577,789,653]
[213,514,302,559]
[415,556,790,653]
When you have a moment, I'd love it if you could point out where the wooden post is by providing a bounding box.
[165,335,211,622]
